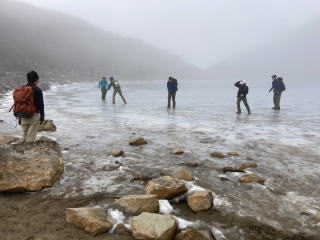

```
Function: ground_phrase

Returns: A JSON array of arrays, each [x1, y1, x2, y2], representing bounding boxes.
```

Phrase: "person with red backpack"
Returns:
[[13, 71, 45, 142]]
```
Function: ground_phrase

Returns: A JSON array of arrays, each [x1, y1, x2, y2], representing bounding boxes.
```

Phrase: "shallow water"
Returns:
[[1, 80, 319, 238]]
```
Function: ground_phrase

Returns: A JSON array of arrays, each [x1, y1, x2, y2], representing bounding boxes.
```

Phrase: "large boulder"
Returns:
[[171, 168, 193, 181], [239, 174, 265, 185], [129, 137, 148, 146], [115, 194, 159, 215], [146, 176, 188, 199], [175, 228, 216, 240], [234, 163, 257, 171], [38, 120, 57, 132], [65, 208, 113, 236], [0, 136, 19, 145], [131, 212, 176, 240], [0, 140, 63, 192], [187, 191, 213, 212]]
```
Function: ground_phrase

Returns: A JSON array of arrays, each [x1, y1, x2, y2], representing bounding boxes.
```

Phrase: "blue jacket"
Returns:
[[269, 79, 282, 92], [98, 79, 109, 89], [167, 81, 177, 93]]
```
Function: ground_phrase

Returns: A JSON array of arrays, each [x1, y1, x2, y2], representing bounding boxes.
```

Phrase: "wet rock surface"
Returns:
[[227, 152, 240, 156], [187, 191, 213, 212], [171, 168, 193, 181], [146, 176, 188, 199], [65, 207, 113, 236], [175, 228, 215, 240], [210, 152, 225, 158], [239, 174, 265, 185], [235, 163, 258, 171], [0, 140, 64, 192], [110, 149, 125, 157], [131, 212, 176, 240], [171, 148, 184, 155], [0, 135, 19, 144], [38, 120, 57, 132], [129, 137, 148, 146], [115, 194, 159, 215], [114, 224, 131, 236]]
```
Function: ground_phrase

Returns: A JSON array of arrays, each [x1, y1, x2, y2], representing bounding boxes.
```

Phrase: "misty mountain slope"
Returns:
[[205, 20, 320, 84], [0, 0, 198, 81]]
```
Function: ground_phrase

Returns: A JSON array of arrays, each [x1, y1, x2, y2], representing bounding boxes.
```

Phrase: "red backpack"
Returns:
[[12, 86, 37, 118]]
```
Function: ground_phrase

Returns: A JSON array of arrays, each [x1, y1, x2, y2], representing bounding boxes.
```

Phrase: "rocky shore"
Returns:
[[0, 134, 319, 240]]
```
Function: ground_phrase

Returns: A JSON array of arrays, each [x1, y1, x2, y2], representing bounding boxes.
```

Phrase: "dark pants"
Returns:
[[101, 88, 107, 100], [168, 92, 176, 108], [112, 88, 126, 104], [237, 97, 251, 113], [273, 91, 281, 110]]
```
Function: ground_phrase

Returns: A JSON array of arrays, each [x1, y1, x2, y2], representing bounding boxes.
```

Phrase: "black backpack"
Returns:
[[279, 80, 286, 92]]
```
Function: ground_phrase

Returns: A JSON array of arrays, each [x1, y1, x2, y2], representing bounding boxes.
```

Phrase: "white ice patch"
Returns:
[[107, 209, 128, 233], [82, 175, 114, 196], [213, 193, 232, 208], [173, 216, 194, 230], [173, 182, 207, 203], [211, 227, 226, 240], [159, 200, 174, 215]]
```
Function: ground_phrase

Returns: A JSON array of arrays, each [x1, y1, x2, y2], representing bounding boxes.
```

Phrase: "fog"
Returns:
[[0, 0, 320, 89], [19, 0, 320, 68]]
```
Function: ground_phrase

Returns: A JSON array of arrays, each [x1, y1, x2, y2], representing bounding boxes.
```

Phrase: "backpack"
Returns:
[[279, 80, 286, 92], [114, 80, 120, 88], [12, 86, 37, 118]]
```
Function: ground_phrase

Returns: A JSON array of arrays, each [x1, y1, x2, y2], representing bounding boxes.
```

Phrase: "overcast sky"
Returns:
[[19, 0, 320, 68]]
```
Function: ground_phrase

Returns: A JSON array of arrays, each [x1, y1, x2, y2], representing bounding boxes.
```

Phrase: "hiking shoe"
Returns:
[[236, 112, 241, 114]]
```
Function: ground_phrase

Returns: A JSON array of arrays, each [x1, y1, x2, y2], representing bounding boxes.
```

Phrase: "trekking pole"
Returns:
[[9, 104, 14, 112]]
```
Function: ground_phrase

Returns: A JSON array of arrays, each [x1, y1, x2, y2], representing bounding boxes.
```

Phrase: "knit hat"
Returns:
[[240, 80, 246, 85]]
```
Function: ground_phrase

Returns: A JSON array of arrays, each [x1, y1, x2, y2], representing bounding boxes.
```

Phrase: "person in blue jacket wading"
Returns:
[[269, 75, 286, 110], [98, 76, 109, 100], [167, 76, 178, 108]]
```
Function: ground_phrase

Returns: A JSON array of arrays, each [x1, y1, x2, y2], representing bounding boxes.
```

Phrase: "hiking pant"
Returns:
[[168, 92, 176, 108], [237, 97, 251, 113], [112, 88, 126, 104], [21, 113, 40, 143], [101, 88, 107, 100], [273, 91, 281, 110]]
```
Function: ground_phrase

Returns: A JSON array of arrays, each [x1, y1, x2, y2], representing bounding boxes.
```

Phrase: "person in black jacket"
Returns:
[[234, 80, 251, 114], [20, 71, 45, 142], [167, 76, 178, 108]]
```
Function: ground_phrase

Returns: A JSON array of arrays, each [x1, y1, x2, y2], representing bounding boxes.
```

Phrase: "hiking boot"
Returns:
[[236, 112, 241, 114]]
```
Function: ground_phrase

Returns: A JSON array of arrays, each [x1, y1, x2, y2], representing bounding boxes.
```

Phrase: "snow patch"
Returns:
[[159, 200, 174, 215], [211, 227, 226, 239]]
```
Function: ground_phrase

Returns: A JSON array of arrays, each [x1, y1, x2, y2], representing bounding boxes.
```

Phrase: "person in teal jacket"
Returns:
[[98, 76, 109, 100]]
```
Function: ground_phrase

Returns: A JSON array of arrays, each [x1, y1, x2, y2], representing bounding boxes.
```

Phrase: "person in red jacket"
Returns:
[[20, 71, 45, 142]]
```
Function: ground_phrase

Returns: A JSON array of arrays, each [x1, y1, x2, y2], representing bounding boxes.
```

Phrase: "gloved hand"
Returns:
[[40, 115, 45, 125]]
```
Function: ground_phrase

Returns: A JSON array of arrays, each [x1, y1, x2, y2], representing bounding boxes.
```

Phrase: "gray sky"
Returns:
[[19, 0, 320, 68]]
